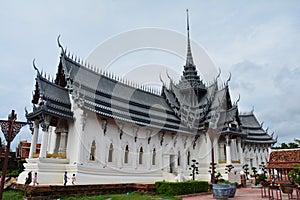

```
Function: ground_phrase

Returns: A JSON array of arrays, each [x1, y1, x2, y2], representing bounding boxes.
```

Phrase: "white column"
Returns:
[[219, 143, 225, 161], [77, 111, 87, 164], [237, 138, 243, 163], [116, 139, 122, 169], [39, 127, 50, 158], [39, 116, 51, 158], [226, 136, 232, 164], [230, 139, 238, 161], [29, 120, 39, 158], [58, 132, 67, 154], [53, 133, 60, 154]]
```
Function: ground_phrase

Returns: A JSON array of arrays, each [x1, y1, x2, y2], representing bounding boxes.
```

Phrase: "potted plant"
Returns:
[[225, 164, 236, 198], [212, 179, 230, 200], [209, 164, 230, 200]]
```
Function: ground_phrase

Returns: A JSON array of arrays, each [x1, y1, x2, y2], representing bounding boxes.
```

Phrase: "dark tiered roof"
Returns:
[[53, 52, 194, 134], [239, 112, 276, 144], [27, 73, 73, 125], [26, 45, 276, 145]]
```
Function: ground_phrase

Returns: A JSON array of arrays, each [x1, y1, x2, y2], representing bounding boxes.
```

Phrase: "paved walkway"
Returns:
[[182, 187, 296, 200]]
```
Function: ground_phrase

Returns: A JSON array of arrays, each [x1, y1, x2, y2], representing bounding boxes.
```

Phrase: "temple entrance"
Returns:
[[169, 155, 175, 173]]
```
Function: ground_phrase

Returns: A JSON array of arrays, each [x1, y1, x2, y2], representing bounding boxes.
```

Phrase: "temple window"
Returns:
[[89, 140, 96, 161], [108, 143, 113, 162], [152, 148, 156, 165], [187, 151, 191, 165], [124, 145, 129, 164], [178, 151, 181, 166], [139, 147, 143, 165]]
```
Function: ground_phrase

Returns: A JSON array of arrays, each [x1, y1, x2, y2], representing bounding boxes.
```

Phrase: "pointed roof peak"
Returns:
[[186, 9, 194, 66]]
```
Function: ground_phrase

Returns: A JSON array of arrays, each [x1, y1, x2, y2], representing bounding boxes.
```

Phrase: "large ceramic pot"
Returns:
[[228, 184, 236, 198], [212, 184, 230, 200]]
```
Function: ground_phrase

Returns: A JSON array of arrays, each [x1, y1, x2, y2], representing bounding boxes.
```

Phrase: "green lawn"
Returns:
[[62, 192, 180, 200], [3, 190, 23, 200], [3, 191, 180, 200]]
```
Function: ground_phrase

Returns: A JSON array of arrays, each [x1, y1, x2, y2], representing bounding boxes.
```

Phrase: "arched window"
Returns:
[[187, 151, 191, 165], [124, 145, 129, 164], [139, 147, 143, 165], [89, 140, 96, 161], [178, 151, 181, 166], [108, 143, 113, 162], [152, 148, 156, 165]]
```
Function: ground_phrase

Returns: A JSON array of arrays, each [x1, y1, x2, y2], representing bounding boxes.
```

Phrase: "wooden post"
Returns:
[[0, 110, 28, 199]]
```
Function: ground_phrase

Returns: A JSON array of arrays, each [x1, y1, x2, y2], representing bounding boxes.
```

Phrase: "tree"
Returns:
[[288, 164, 300, 185], [242, 164, 249, 180], [208, 162, 222, 183], [251, 167, 258, 185], [272, 138, 300, 149], [259, 162, 267, 177], [189, 159, 199, 180], [225, 164, 234, 174]]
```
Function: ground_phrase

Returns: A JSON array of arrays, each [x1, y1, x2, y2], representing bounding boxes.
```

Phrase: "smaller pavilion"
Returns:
[[266, 149, 300, 183]]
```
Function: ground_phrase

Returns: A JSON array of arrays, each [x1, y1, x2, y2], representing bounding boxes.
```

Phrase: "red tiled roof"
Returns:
[[266, 149, 300, 169]]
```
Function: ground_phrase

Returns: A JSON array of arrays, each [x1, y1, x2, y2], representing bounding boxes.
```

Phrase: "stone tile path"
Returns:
[[182, 187, 298, 200]]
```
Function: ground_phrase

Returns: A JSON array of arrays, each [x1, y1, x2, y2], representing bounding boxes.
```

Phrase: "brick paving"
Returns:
[[182, 187, 299, 200]]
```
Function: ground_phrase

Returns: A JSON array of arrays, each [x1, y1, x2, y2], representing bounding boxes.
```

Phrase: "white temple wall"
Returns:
[[24, 98, 276, 185], [66, 109, 186, 177]]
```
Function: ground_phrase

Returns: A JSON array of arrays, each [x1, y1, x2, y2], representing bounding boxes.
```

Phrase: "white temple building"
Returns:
[[18, 12, 276, 185]]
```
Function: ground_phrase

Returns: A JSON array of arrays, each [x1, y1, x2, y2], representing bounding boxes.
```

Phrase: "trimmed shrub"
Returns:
[[155, 180, 209, 195]]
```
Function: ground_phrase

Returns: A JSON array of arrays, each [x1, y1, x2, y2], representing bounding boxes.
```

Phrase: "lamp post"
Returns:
[[0, 110, 29, 199], [208, 128, 217, 184]]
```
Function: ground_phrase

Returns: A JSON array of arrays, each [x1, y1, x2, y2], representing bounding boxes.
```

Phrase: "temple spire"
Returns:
[[186, 9, 194, 66], [178, 9, 207, 100]]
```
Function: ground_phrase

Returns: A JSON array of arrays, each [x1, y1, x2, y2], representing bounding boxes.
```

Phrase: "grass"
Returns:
[[2, 191, 180, 200], [61, 192, 180, 200], [2, 190, 23, 200]]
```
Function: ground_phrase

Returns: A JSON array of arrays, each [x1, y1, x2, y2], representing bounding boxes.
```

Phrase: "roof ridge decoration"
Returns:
[[225, 72, 231, 86], [234, 94, 240, 106], [57, 35, 65, 53], [33, 60, 54, 84], [57, 36, 161, 96], [65, 53, 161, 96], [32, 59, 41, 76]]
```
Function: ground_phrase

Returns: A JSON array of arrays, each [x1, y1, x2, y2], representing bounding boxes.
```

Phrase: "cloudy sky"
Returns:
[[1, 1, 299, 150]]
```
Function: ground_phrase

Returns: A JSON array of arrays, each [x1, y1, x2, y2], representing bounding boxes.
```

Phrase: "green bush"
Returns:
[[6, 170, 21, 177], [256, 174, 267, 185], [0, 170, 21, 177], [155, 180, 209, 196]]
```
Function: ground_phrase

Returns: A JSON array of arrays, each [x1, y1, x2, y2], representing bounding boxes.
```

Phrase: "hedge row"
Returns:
[[155, 181, 209, 195]]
